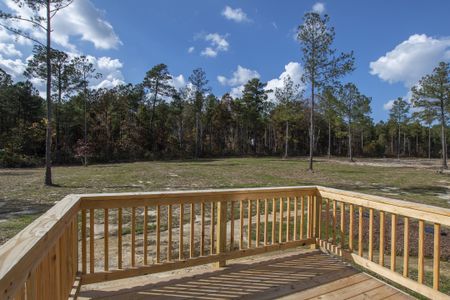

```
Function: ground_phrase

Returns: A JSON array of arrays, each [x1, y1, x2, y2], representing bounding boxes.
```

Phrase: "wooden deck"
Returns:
[[78, 250, 413, 300]]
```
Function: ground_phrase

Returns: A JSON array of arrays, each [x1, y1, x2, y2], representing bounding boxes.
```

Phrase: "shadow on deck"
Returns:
[[78, 250, 412, 300]]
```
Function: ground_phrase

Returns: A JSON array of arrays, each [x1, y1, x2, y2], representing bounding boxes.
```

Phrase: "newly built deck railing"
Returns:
[[0, 186, 449, 299]]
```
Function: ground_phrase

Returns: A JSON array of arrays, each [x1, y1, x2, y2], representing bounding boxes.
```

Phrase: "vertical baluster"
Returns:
[[168, 205, 172, 261], [230, 201, 235, 251], [369, 208, 374, 261], [210, 202, 215, 254], [81, 209, 87, 274], [104, 208, 109, 271], [89, 208, 94, 274], [391, 214, 397, 271], [294, 197, 298, 241], [118, 208, 122, 269], [418, 220, 424, 284], [358, 206, 363, 257], [300, 196, 304, 239], [307, 196, 311, 238], [143, 206, 148, 265], [272, 198, 277, 244], [340, 202, 345, 248], [433, 223, 441, 290], [264, 199, 269, 245], [131, 207, 136, 267], [190, 203, 195, 258], [156, 205, 160, 263], [256, 199, 260, 247], [325, 199, 330, 242], [349, 204, 354, 251], [240, 200, 244, 249], [379, 211, 385, 266], [248, 199, 252, 248], [332, 200, 337, 243], [318, 196, 322, 240], [201, 202, 205, 255], [286, 197, 291, 242], [180, 203, 184, 259], [279, 198, 284, 243], [403, 217, 409, 277]]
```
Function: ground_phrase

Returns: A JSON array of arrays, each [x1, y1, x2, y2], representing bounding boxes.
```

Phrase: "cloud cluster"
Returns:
[[265, 62, 304, 100], [370, 34, 450, 87], [217, 65, 260, 98], [222, 6, 250, 23], [312, 2, 325, 14], [200, 33, 230, 58]]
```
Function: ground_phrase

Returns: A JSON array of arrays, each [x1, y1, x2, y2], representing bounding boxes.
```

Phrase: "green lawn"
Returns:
[[0, 157, 449, 243]]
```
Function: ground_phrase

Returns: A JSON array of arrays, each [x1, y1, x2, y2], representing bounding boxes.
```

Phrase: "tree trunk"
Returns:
[[308, 82, 314, 171], [440, 100, 448, 169], [44, 0, 52, 185], [397, 126, 401, 160], [428, 125, 431, 159], [284, 120, 289, 158], [83, 86, 88, 166], [327, 119, 331, 159], [348, 117, 353, 162], [195, 112, 199, 159]]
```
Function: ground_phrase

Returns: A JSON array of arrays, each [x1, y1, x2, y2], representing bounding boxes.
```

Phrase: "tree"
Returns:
[[0, 0, 74, 185], [413, 102, 436, 159], [337, 83, 371, 162], [297, 12, 354, 171], [389, 97, 410, 159], [188, 68, 209, 158], [412, 62, 450, 169], [143, 64, 174, 147], [319, 87, 339, 158], [71, 55, 101, 166], [24, 45, 75, 163], [274, 75, 302, 158]]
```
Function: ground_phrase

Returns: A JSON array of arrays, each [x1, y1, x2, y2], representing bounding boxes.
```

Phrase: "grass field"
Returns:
[[0, 157, 449, 244]]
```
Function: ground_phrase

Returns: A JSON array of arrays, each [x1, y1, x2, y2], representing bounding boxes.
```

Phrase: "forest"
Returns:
[[0, 10, 449, 174]]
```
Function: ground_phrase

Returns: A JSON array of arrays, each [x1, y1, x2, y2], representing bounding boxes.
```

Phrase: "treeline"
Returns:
[[0, 61, 449, 167]]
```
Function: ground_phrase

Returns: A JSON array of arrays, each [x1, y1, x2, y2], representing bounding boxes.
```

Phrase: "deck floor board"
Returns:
[[79, 250, 413, 299]]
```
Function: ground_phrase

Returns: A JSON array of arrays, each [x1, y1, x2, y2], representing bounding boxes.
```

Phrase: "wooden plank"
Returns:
[[104, 208, 109, 271], [358, 206, 363, 257], [264, 199, 268, 245], [81, 209, 87, 274], [300, 196, 304, 239], [433, 223, 440, 290], [131, 207, 136, 267], [200, 202, 205, 256], [168, 205, 172, 261], [332, 200, 337, 243], [379, 211, 385, 266], [349, 204, 354, 251], [230, 201, 235, 251], [190, 203, 195, 259], [418, 220, 424, 284], [210, 202, 215, 255], [256, 199, 260, 247], [286, 197, 291, 242], [403, 216, 409, 277], [391, 214, 397, 271], [369, 208, 374, 261], [215, 201, 227, 267], [156, 205, 160, 263], [325, 199, 330, 241], [272, 198, 277, 244], [117, 208, 122, 269], [240, 200, 244, 249], [317, 195, 322, 239], [279, 198, 284, 243], [143, 206, 148, 265], [248, 200, 252, 248], [89, 208, 95, 274], [294, 197, 298, 241], [340, 202, 345, 248], [179, 203, 184, 260], [81, 237, 315, 284]]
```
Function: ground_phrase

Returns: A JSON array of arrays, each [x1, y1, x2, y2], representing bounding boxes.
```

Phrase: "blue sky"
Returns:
[[1, 0, 450, 121]]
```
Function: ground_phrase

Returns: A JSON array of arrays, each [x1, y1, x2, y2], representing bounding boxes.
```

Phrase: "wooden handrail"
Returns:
[[0, 186, 449, 299]]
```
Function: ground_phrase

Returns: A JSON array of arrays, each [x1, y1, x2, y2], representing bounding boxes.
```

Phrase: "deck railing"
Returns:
[[0, 186, 449, 299]]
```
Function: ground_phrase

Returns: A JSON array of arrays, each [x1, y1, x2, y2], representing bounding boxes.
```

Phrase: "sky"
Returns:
[[0, 0, 449, 121]]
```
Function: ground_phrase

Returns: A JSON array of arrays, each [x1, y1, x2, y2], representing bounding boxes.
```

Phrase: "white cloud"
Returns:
[[170, 74, 186, 90], [200, 33, 229, 58], [217, 65, 260, 98], [188, 46, 195, 53], [89, 56, 125, 89], [312, 2, 325, 14], [222, 6, 250, 23], [0, 43, 22, 57], [383, 99, 395, 111], [0, 55, 26, 79], [370, 34, 450, 87], [265, 62, 305, 100], [3, 0, 121, 51]]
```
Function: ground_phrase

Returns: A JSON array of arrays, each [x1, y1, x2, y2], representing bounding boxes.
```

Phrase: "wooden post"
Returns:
[[214, 200, 227, 268], [311, 194, 321, 249], [433, 223, 440, 290], [403, 217, 409, 277], [418, 220, 425, 284], [379, 211, 385, 266]]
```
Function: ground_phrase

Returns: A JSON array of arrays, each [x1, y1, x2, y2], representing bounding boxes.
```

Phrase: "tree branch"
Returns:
[[50, 0, 74, 19], [0, 23, 45, 47], [6, 15, 47, 31]]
